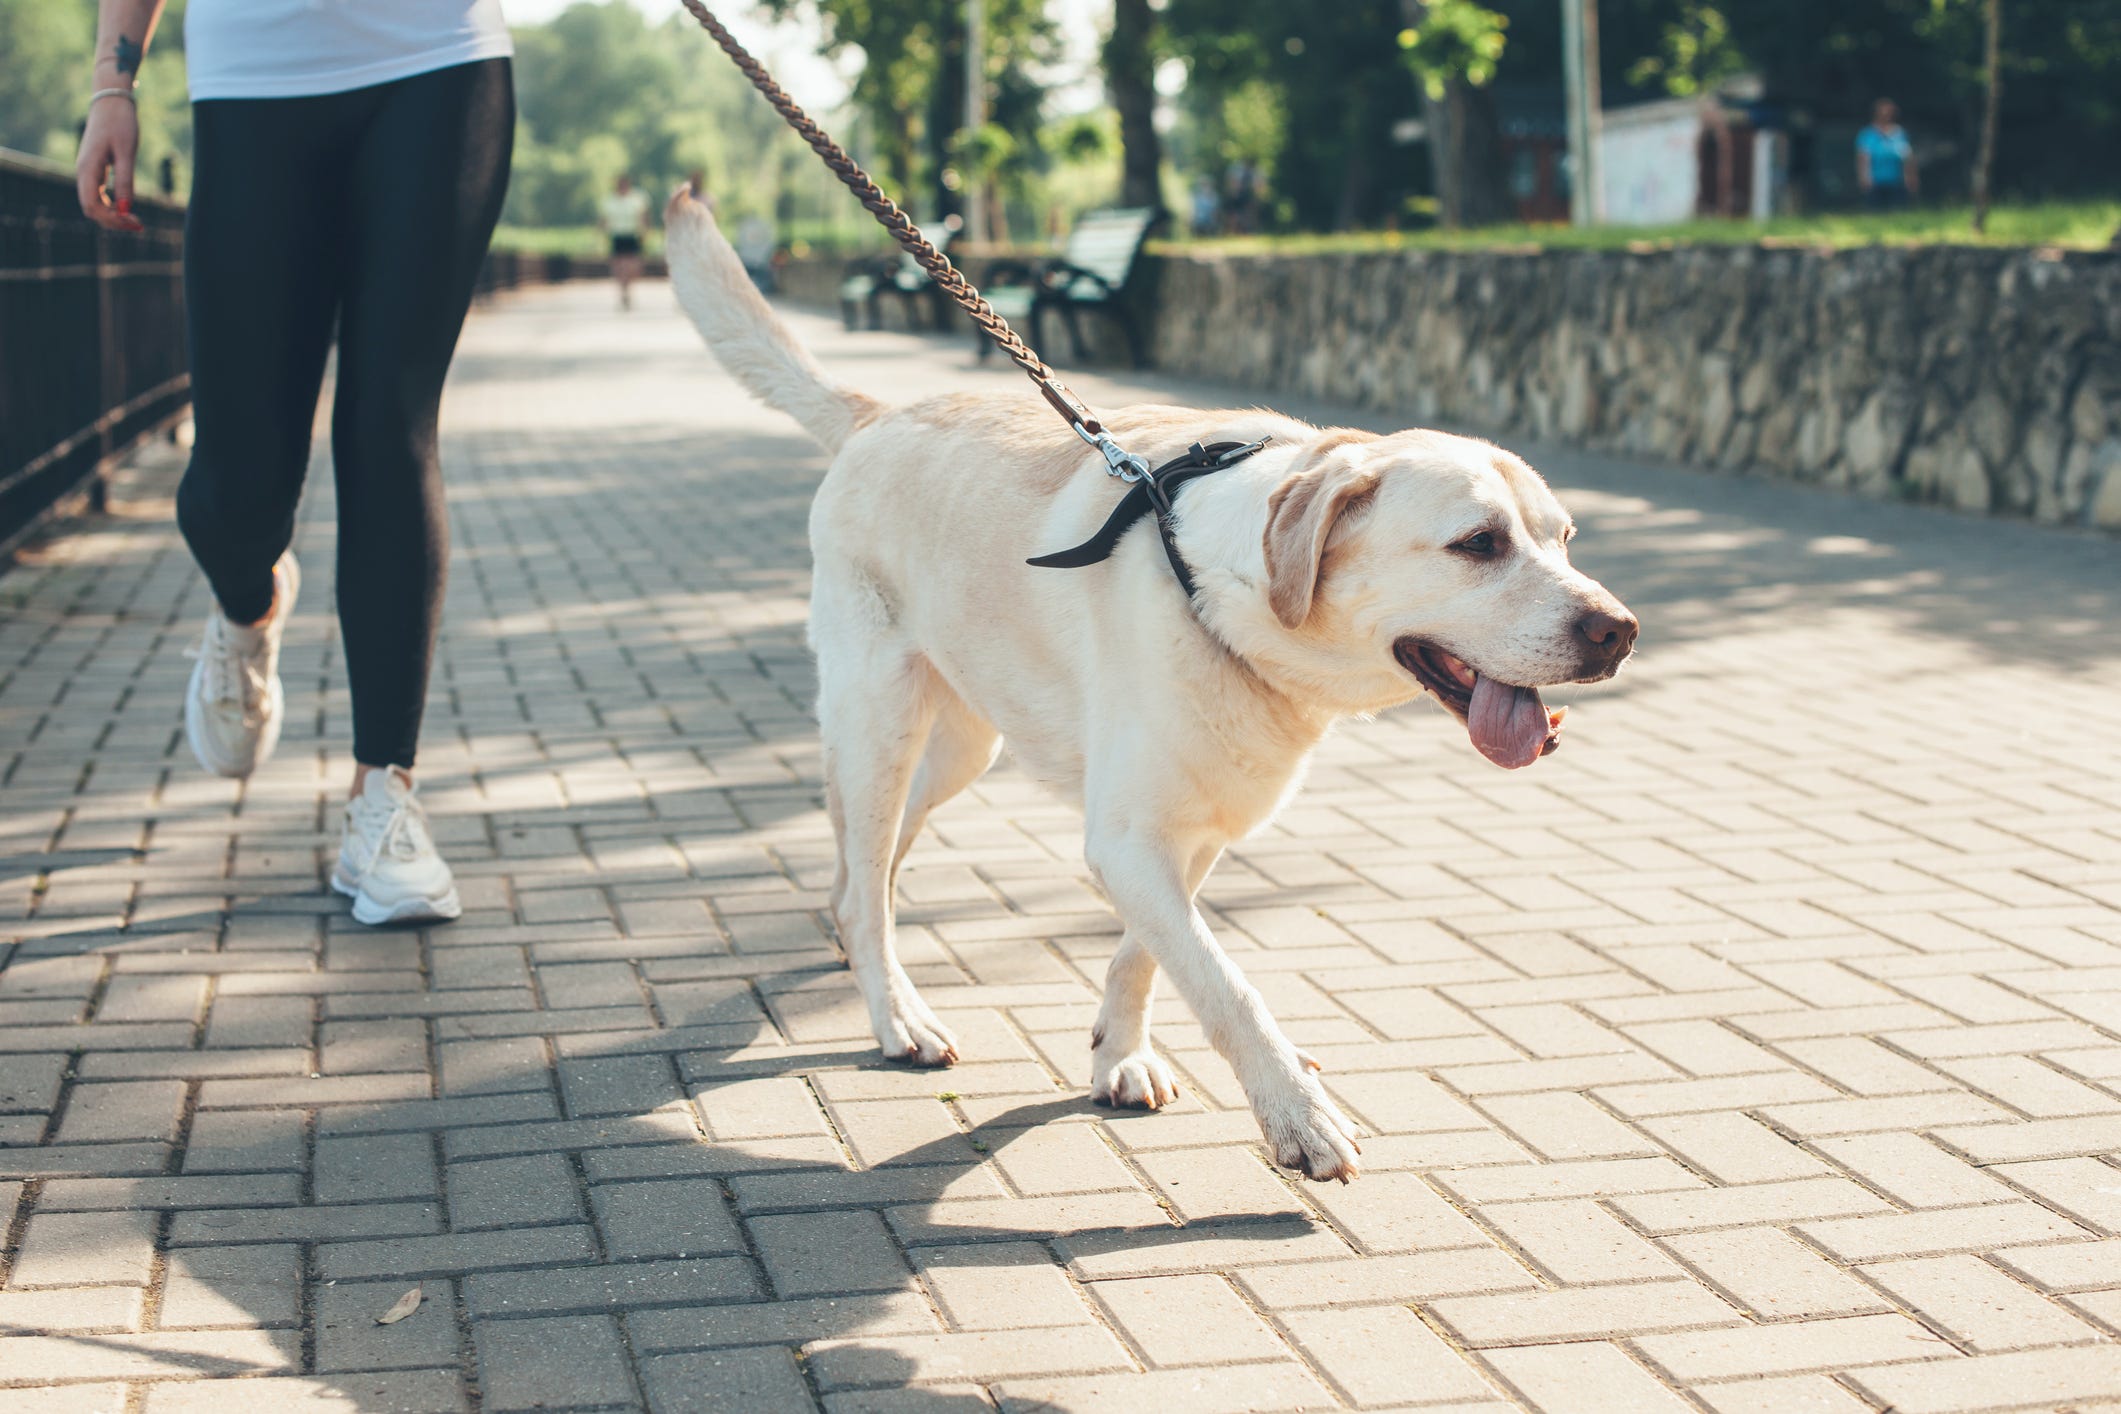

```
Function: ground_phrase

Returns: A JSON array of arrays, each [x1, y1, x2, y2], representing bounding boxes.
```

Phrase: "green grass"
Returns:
[[492, 200, 2118, 265], [1158, 201, 2121, 256]]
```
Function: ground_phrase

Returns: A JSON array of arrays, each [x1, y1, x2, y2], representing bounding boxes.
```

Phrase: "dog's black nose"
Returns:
[[1575, 605, 1638, 666]]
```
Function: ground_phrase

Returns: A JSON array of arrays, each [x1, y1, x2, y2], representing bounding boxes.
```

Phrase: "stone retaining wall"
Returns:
[[778, 243, 2121, 529]]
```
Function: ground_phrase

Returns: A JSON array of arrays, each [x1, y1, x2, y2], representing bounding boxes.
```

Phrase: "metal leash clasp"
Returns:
[[1074, 421, 1153, 482]]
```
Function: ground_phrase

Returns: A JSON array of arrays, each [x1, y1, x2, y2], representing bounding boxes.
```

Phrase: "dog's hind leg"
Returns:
[[819, 637, 960, 1067], [890, 700, 1001, 881]]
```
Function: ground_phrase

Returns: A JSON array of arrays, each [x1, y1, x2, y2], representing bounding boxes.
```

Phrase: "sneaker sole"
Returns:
[[349, 885, 462, 927]]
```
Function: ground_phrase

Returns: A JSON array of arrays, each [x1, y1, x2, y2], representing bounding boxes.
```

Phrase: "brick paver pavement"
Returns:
[[4, 280, 2121, 1413]]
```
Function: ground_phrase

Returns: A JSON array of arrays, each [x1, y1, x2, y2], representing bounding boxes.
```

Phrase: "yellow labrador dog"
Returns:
[[665, 189, 1636, 1181]]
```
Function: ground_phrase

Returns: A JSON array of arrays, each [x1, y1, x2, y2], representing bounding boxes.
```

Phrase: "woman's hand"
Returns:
[[77, 96, 145, 233]]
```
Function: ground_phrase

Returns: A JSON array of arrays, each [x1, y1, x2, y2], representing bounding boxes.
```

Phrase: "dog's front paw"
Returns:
[[877, 996, 959, 1068], [1258, 1075, 1362, 1182], [1092, 1047, 1180, 1110]]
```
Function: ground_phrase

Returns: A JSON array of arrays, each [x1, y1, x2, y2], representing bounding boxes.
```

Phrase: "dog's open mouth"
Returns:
[[1393, 638, 1566, 770]]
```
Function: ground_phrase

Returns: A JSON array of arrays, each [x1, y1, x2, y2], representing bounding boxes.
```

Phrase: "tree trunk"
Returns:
[[1107, 0, 1164, 214], [1425, 78, 1510, 228], [1971, 0, 2002, 234], [1455, 80, 1510, 226], [928, 4, 967, 222]]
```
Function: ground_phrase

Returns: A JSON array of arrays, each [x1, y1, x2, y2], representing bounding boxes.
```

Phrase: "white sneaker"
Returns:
[[185, 553, 299, 778], [332, 768, 463, 926]]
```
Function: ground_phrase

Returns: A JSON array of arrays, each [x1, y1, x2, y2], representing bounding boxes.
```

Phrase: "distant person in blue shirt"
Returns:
[[1857, 99, 1918, 210]]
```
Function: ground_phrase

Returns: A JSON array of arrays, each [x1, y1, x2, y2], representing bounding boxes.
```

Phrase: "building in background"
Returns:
[[1598, 80, 1789, 225]]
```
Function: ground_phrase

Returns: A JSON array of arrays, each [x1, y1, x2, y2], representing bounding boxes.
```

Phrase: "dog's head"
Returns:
[[1243, 428, 1636, 768]]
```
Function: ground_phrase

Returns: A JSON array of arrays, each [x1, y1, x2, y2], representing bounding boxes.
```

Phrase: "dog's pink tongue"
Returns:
[[1467, 675, 1552, 769]]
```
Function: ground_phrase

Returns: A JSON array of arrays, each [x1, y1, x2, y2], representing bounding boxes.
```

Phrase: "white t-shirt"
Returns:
[[599, 189, 651, 232], [186, 0, 513, 101]]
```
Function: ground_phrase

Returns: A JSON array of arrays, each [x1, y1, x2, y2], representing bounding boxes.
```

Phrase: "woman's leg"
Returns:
[[175, 97, 350, 625], [330, 58, 514, 772]]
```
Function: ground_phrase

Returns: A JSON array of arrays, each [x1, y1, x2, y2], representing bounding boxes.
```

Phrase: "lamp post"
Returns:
[[964, 0, 988, 244], [1561, 0, 1603, 226]]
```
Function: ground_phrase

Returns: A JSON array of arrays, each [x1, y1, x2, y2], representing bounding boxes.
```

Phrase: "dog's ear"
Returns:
[[1263, 446, 1381, 629]]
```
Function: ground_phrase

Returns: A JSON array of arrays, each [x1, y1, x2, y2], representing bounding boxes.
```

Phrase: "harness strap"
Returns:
[[1028, 439, 1270, 599]]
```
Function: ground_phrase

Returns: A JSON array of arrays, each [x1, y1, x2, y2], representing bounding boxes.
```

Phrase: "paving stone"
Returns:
[[317, 1225, 596, 1281], [0, 1328, 300, 1381], [638, 1347, 817, 1414], [140, 1371, 468, 1413], [805, 1325, 1135, 1389], [314, 1130, 441, 1204], [1234, 1247, 1541, 1309], [1633, 1314, 1956, 1381], [1429, 1280, 1745, 1346], [913, 1242, 1100, 1331], [474, 1313, 639, 1411], [996, 1365, 1344, 1413], [160, 1244, 301, 1329], [1847, 1345, 2121, 1414], [1281, 1304, 1499, 1405], [51, 1080, 186, 1142], [1480, 1198, 1684, 1283], [749, 1209, 910, 1296], [591, 1179, 749, 1260], [447, 1152, 585, 1229], [1089, 1272, 1289, 1366], [1484, 1340, 1694, 1413], [1860, 1253, 2105, 1352], [316, 1278, 461, 1370], [1662, 1227, 1889, 1319], [10, 1209, 156, 1286], [628, 1292, 940, 1353], [470, 1258, 762, 1316], [1795, 1202, 2089, 1263], [0, 1285, 144, 1332]]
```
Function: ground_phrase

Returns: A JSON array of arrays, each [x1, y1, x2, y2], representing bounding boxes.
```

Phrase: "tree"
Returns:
[[1164, 0, 1432, 231], [1970, 0, 2001, 232], [757, 0, 1055, 223], [1398, 0, 1512, 227], [1105, 0, 1164, 214]]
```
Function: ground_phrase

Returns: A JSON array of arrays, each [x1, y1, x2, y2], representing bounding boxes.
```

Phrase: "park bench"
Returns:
[[838, 221, 958, 331], [979, 206, 1160, 368]]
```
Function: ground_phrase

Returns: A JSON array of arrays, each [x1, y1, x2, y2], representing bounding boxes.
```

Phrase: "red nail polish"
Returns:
[[116, 197, 132, 214]]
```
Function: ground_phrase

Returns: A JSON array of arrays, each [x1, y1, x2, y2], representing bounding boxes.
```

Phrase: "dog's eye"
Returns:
[[1453, 530, 1499, 557]]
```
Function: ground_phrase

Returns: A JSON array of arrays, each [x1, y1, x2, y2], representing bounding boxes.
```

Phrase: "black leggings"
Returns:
[[176, 59, 513, 769]]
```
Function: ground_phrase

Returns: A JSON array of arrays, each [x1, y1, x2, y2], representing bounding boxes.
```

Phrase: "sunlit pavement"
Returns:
[[3, 279, 2120, 1412]]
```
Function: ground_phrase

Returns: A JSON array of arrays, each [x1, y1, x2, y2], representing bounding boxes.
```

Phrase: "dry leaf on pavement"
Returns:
[[375, 1286, 423, 1325]]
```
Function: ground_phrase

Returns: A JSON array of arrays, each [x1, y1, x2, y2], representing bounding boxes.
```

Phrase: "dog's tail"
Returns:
[[663, 187, 877, 452]]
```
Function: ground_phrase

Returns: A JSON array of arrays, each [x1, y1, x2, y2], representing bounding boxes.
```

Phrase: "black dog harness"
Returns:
[[1028, 438, 1271, 599]]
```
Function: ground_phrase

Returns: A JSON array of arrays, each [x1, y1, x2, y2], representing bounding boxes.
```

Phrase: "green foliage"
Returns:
[[1624, 1, 1750, 96], [1397, 0, 1510, 100], [507, 3, 877, 240], [1, 0, 193, 191], [756, 0, 1055, 218], [1164, 0, 1429, 231], [0, 0, 93, 159]]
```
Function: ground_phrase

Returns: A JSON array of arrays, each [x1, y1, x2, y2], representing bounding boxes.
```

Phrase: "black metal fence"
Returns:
[[0, 147, 188, 551]]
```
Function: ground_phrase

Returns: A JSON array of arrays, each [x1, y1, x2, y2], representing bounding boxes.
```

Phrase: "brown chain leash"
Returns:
[[678, 0, 1148, 476]]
